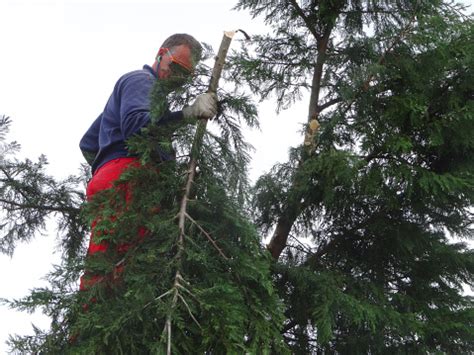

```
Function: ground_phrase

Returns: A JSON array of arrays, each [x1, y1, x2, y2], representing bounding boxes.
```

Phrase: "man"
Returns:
[[79, 33, 217, 290]]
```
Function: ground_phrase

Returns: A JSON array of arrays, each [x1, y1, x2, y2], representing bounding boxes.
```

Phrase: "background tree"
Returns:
[[0, 115, 86, 259], [228, 0, 474, 352]]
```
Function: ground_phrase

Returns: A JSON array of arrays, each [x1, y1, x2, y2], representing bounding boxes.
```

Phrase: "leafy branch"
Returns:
[[267, 3, 422, 259], [162, 31, 237, 354]]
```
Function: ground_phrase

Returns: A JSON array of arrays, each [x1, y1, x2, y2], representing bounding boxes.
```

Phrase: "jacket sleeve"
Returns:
[[118, 73, 183, 140]]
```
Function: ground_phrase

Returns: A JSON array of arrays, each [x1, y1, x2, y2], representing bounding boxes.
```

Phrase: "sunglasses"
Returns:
[[161, 47, 194, 75]]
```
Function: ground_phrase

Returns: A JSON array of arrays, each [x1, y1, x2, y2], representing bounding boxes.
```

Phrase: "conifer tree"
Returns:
[[1, 1, 473, 353], [1, 40, 287, 353], [227, 0, 474, 352], [0, 115, 86, 259]]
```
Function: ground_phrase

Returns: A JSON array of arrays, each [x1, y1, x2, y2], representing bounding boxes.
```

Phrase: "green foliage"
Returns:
[[1, 48, 286, 352], [1, 1, 473, 353], [63, 161, 286, 353], [230, 0, 474, 353], [0, 115, 87, 259]]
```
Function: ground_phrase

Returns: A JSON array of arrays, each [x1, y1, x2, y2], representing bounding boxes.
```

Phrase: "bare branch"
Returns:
[[319, 97, 342, 112], [177, 292, 201, 329], [185, 212, 229, 260]]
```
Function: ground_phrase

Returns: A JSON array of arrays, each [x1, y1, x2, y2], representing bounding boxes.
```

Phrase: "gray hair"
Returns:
[[160, 33, 203, 63]]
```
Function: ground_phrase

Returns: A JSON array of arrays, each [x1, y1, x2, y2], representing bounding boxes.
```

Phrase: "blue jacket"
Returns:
[[80, 65, 183, 174]]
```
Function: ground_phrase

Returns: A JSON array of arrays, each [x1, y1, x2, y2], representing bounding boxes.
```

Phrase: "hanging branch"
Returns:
[[164, 30, 240, 355]]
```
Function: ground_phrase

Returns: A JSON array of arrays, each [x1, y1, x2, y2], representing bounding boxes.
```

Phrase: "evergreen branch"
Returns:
[[0, 198, 78, 214], [442, 2, 471, 20], [318, 97, 342, 112], [165, 32, 237, 354], [306, 238, 337, 266], [257, 59, 308, 67], [288, 234, 314, 255], [267, 5, 420, 260], [287, 0, 320, 41], [335, 10, 419, 120], [0, 166, 36, 205], [176, 283, 198, 301], [155, 289, 174, 303], [142, 289, 174, 311], [185, 212, 229, 260], [340, 10, 397, 15], [176, 292, 201, 329], [281, 320, 297, 334], [361, 152, 421, 168]]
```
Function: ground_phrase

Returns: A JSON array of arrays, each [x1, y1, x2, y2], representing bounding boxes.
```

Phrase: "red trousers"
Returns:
[[80, 157, 141, 291]]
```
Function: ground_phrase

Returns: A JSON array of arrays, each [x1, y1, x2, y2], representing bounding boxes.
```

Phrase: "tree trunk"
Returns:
[[266, 26, 332, 259]]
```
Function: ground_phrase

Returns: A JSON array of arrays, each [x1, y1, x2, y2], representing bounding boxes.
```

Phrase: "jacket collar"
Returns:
[[143, 64, 157, 79]]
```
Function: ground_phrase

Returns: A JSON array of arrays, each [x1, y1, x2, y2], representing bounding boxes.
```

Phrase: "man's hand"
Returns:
[[182, 93, 218, 120]]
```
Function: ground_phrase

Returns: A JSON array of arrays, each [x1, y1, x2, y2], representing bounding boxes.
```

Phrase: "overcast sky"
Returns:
[[0, 0, 472, 352]]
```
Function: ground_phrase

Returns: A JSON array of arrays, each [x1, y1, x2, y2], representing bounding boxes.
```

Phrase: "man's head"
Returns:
[[153, 33, 202, 84]]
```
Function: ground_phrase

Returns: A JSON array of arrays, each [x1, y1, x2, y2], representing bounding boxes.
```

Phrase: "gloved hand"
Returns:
[[182, 93, 218, 120]]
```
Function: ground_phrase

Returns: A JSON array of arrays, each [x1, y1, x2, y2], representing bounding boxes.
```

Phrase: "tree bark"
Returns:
[[267, 26, 332, 260]]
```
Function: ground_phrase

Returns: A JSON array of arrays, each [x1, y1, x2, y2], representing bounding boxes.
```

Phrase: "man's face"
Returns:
[[156, 44, 194, 86]]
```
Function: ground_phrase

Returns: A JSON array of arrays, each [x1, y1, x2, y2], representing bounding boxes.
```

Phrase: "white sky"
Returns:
[[0, 0, 472, 352]]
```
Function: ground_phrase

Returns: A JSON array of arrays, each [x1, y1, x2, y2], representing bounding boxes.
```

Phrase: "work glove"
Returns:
[[182, 93, 218, 120]]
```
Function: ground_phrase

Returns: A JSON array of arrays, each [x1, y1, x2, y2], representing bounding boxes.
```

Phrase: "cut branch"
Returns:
[[165, 31, 237, 355]]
